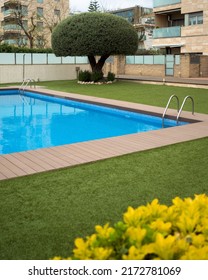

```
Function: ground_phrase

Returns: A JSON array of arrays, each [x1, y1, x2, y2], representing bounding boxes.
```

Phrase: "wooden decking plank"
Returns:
[[0, 157, 27, 176], [10, 153, 46, 172], [60, 145, 103, 162], [2, 154, 36, 174], [0, 172, 7, 180], [0, 161, 17, 178], [33, 148, 74, 167], [27, 150, 67, 168], [46, 147, 85, 164]]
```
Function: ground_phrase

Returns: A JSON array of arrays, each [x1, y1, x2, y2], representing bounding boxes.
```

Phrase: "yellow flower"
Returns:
[[189, 234, 206, 247], [123, 243, 155, 260], [150, 219, 172, 235], [176, 212, 200, 235], [146, 199, 168, 220], [122, 246, 145, 260], [73, 238, 92, 260], [196, 218, 208, 236], [123, 206, 147, 226], [180, 245, 208, 260], [52, 256, 62, 260], [95, 223, 115, 239], [152, 233, 177, 259], [125, 226, 146, 245], [92, 247, 113, 260]]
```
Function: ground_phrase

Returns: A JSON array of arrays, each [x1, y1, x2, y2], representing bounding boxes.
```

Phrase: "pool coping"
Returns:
[[0, 87, 208, 181]]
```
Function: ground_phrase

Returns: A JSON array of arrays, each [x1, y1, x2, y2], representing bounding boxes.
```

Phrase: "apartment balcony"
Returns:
[[153, 26, 181, 38], [3, 0, 21, 5], [3, 24, 21, 32], [153, 0, 181, 8], [3, 9, 17, 17]]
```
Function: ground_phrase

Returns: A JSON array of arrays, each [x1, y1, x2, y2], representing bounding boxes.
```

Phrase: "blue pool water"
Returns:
[[0, 90, 188, 155]]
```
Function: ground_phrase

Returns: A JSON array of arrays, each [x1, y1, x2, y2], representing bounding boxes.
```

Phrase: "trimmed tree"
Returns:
[[51, 12, 138, 74]]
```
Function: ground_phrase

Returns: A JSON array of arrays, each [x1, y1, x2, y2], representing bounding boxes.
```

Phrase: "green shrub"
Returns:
[[54, 194, 208, 260], [107, 71, 115, 82], [0, 43, 53, 53], [91, 71, 103, 82], [78, 70, 91, 82]]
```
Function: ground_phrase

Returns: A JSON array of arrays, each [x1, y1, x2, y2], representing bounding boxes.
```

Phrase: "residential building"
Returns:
[[0, 0, 69, 48], [152, 0, 208, 55], [110, 6, 155, 50]]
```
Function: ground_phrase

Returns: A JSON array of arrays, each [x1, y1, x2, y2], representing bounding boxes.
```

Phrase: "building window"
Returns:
[[37, 7, 43, 17], [54, 9, 60, 16], [37, 21, 43, 31], [188, 12, 203, 25], [21, 5, 28, 16], [23, 20, 28, 30]]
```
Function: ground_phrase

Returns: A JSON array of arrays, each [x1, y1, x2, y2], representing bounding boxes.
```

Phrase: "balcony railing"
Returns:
[[3, 0, 19, 4], [153, 0, 181, 8], [3, 9, 20, 17], [3, 24, 21, 31], [153, 26, 181, 38]]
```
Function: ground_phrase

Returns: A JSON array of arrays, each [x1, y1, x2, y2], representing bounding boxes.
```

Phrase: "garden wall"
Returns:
[[0, 53, 90, 83], [0, 64, 90, 83]]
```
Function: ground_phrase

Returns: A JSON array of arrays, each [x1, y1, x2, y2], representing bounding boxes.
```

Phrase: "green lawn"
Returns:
[[0, 80, 208, 260], [38, 80, 208, 114]]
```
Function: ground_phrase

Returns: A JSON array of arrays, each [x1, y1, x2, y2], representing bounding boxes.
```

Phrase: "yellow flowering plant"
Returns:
[[55, 194, 208, 260]]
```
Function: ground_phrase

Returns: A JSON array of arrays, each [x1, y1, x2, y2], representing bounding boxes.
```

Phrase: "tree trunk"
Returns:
[[88, 54, 110, 73], [29, 37, 33, 49]]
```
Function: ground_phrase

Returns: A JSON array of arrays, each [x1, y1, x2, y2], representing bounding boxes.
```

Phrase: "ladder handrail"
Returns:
[[177, 95, 194, 124], [19, 78, 36, 95], [19, 79, 30, 94], [162, 94, 180, 127], [29, 79, 36, 88]]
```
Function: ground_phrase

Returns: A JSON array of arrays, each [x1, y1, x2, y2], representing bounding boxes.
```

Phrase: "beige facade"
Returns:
[[0, 0, 69, 48], [153, 0, 208, 55], [103, 54, 208, 78]]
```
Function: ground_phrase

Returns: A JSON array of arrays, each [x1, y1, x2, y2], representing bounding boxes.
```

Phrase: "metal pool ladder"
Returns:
[[176, 95, 194, 124], [19, 78, 36, 95], [162, 95, 179, 128], [162, 95, 194, 127], [19, 79, 36, 104]]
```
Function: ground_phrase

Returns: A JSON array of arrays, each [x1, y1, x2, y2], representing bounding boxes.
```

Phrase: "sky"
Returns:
[[70, 0, 153, 13]]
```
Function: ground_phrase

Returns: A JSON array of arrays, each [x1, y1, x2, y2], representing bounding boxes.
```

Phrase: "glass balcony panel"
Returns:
[[126, 56, 135, 64], [153, 0, 181, 8], [153, 26, 181, 38], [175, 55, 180, 65], [3, 24, 21, 31], [3, 9, 16, 16]]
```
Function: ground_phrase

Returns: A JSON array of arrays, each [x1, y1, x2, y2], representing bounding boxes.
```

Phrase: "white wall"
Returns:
[[0, 64, 90, 83]]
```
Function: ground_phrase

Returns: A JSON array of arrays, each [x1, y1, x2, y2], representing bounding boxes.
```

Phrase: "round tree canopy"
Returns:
[[52, 12, 138, 57]]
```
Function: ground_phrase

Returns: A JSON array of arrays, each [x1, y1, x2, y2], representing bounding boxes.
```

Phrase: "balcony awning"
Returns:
[[152, 43, 184, 48]]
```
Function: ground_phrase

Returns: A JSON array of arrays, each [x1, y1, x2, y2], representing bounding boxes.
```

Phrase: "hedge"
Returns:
[[0, 43, 53, 53]]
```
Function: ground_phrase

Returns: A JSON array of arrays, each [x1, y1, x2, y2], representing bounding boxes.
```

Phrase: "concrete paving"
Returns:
[[117, 74, 208, 88]]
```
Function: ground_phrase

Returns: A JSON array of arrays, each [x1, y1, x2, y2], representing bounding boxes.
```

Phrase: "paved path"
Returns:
[[0, 88, 208, 181], [117, 74, 208, 88]]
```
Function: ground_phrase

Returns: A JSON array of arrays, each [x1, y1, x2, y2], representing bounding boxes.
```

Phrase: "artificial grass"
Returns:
[[38, 80, 208, 114], [0, 137, 208, 260]]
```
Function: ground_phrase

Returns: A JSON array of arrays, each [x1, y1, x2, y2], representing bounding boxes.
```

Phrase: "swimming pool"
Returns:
[[0, 89, 188, 155]]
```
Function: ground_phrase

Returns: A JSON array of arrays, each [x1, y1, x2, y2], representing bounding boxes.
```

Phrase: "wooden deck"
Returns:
[[0, 88, 208, 181]]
